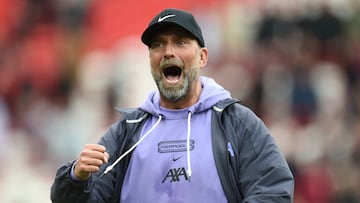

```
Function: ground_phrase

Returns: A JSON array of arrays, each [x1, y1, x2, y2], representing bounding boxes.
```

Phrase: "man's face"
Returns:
[[149, 26, 207, 102]]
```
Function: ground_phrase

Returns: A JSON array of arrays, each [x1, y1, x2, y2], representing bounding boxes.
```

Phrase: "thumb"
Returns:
[[104, 152, 110, 163]]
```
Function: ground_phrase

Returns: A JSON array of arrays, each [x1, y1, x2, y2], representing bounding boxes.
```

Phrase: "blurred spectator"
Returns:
[[0, 98, 9, 165]]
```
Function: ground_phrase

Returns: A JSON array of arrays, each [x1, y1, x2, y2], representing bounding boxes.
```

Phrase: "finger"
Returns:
[[87, 150, 108, 164], [80, 149, 105, 161], [86, 144, 109, 163], [85, 144, 106, 153], [80, 156, 105, 167]]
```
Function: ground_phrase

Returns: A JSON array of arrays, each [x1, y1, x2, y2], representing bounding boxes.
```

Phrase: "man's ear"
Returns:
[[199, 47, 208, 68]]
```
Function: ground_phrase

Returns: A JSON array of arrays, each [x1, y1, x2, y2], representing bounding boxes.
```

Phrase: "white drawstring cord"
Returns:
[[186, 111, 192, 180], [102, 115, 163, 176]]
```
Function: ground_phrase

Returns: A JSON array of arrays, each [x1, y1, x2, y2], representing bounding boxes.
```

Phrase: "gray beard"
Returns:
[[152, 67, 199, 102]]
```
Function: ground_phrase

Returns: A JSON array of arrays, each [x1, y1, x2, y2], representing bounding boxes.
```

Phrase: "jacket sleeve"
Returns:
[[229, 105, 294, 202], [50, 121, 123, 203]]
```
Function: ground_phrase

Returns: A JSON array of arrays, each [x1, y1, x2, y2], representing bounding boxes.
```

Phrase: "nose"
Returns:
[[163, 44, 175, 59]]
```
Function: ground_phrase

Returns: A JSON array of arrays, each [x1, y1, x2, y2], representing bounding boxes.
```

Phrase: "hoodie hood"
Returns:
[[140, 76, 231, 117]]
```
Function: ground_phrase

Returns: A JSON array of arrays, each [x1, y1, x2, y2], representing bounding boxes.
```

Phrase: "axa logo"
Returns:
[[162, 167, 189, 183]]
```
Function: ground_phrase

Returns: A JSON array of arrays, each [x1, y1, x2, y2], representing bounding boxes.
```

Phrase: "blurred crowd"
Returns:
[[0, 0, 360, 202]]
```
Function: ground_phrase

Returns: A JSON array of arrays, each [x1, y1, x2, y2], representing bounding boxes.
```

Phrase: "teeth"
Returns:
[[166, 75, 180, 82], [166, 78, 179, 84]]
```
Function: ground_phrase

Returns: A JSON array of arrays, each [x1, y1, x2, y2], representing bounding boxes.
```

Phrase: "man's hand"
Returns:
[[74, 144, 110, 180]]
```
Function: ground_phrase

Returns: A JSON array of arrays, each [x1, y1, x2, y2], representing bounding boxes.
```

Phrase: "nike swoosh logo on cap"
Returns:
[[158, 14, 176, 22]]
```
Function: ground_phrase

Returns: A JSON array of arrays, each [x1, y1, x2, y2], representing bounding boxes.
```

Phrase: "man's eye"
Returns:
[[150, 42, 163, 49], [176, 40, 186, 46]]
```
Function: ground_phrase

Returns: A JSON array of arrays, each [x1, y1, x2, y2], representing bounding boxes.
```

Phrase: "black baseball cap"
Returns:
[[141, 8, 205, 47]]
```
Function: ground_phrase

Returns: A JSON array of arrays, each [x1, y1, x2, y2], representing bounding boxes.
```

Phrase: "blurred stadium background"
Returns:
[[0, 0, 360, 202]]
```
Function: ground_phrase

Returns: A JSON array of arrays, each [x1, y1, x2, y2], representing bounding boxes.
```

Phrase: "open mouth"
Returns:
[[163, 66, 182, 83]]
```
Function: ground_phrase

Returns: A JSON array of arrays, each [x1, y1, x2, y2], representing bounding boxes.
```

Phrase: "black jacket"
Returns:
[[51, 99, 294, 202]]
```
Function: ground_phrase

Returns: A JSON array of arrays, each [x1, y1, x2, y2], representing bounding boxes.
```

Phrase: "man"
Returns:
[[51, 8, 294, 202]]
